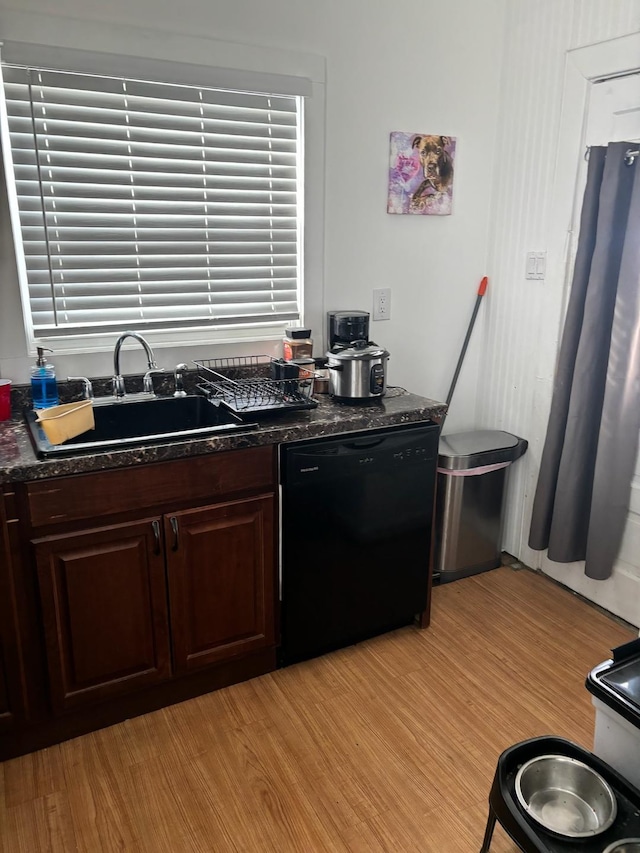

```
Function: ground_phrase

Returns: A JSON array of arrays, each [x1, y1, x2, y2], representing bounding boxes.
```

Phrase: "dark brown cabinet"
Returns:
[[0, 650, 12, 729], [33, 519, 172, 713], [0, 446, 278, 758], [167, 496, 275, 674], [0, 486, 29, 731], [32, 497, 276, 713]]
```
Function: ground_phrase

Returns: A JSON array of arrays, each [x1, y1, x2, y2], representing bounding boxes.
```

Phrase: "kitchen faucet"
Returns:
[[112, 331, 162, 398]]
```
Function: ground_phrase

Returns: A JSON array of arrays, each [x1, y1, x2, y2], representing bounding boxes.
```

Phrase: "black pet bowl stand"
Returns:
[[481, 736, 640, 853]]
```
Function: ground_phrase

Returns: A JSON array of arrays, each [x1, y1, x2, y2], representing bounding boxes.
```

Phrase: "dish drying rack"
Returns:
[[194, 356, 318, 415]]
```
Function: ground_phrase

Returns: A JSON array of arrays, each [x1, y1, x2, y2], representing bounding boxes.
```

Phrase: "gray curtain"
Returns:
[[529, 141, 640, 580]]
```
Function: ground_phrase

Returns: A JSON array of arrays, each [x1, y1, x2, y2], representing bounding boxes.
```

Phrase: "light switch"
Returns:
[[526, 251, 546, 280], [535, 252, 546, 279]]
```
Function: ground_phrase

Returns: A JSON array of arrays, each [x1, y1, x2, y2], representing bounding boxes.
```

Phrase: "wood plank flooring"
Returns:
[[1, 567, 634, 852]]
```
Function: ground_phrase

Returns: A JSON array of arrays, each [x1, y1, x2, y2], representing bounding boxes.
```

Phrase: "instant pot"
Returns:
[[327, 339, 390, 401]]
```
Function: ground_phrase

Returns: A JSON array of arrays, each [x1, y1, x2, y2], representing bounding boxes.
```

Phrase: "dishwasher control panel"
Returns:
[[281, 422, 439, 486]]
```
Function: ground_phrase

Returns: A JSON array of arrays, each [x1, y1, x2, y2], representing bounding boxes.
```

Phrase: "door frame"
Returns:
[[524, 32, 640, 626], [554, 33, 640, 324]]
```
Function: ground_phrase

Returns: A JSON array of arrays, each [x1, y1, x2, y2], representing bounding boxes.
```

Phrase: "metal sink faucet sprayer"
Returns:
[[112, 331, 160, 398], [174, 363, 188, 397]]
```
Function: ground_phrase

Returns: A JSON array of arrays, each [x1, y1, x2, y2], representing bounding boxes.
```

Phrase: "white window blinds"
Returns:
[[1, 64, 302, 337]]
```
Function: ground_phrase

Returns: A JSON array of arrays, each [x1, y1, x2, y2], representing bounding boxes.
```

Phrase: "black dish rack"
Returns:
[[194, 355, 318, 415]]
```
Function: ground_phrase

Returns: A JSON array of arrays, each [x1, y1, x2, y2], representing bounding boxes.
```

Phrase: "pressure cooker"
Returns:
[[327, 340, 390, 401]]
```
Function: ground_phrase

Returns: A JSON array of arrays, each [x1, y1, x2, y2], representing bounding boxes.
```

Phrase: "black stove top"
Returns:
[[601, 656, 640, 709], [586, 639, 640, 727]]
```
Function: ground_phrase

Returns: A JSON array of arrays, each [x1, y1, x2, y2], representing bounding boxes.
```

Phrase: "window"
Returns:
[[0, 63, 303, 343]]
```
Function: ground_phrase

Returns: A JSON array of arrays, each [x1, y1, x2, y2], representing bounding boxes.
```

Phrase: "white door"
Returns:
[[587, 74, 640, 146], [539, 72, 640, 626]]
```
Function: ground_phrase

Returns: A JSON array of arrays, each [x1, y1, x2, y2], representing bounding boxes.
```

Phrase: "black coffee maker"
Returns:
[[327, 311, 370, 351]]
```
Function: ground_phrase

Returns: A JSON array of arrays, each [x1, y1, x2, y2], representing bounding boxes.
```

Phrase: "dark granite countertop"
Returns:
[[0, 388, 446, 483]]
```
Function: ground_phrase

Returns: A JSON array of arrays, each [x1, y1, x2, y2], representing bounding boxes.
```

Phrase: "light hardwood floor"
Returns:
[[1, 567, 634, 853]]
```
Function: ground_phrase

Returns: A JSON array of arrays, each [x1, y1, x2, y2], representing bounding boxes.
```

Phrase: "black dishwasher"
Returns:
[[280, 422, 439, 665]]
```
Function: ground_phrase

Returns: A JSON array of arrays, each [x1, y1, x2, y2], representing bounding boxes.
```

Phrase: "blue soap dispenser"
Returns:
[[31, 347, 59, 409]]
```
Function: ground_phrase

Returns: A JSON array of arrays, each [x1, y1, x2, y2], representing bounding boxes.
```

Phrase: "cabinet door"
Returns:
[[33, 518, 171, 713], [0, 650, 12, 729], [166, 495, 275, 674], [0, 488, 27, 730]]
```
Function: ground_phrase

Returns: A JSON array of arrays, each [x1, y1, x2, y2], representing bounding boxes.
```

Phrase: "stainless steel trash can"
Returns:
[[434, 430, 527, 583]]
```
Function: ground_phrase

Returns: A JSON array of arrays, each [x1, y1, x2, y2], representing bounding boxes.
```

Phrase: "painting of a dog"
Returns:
[[388, 132, 456, 215]]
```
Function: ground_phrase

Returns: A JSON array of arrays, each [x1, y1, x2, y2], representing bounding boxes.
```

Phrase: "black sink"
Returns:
[[26, 395, 257, 458]]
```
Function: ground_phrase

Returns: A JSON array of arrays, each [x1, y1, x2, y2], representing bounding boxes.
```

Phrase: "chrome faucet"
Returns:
[[112, 331, 161, 398], [67, 376, 94, 399], [174, 363, 188, 397]]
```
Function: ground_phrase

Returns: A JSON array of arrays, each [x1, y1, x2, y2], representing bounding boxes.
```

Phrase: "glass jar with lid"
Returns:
[[283, 327, 313, 361]]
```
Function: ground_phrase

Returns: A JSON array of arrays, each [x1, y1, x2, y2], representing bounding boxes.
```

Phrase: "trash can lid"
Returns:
[[438, 430, 528, 470], [586, 639, 640, 730]]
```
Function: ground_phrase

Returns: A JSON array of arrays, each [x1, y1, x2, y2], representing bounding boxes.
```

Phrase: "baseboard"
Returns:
[[540, 558, 640, 630]]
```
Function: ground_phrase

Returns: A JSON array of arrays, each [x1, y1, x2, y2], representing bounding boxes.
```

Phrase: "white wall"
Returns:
[[0, 0, 506, 434], [479, 0, 640, 623], [3, 0, 638, 618]]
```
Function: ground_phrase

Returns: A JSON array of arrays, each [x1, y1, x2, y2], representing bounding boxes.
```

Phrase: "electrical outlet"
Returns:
[[373, 287, 391, 321]]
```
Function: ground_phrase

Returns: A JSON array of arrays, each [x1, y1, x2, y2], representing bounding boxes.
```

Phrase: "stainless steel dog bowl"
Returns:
[[515, 754, 617, 837], [602, 841, 640, 853]]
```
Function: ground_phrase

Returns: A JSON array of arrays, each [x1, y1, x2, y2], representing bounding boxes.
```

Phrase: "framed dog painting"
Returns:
[[387, 132, 456, 215]]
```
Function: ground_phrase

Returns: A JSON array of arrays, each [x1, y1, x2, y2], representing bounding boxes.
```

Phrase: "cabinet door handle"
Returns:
[[170, 516, 179, 551], [151, 520, 161, 555]]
